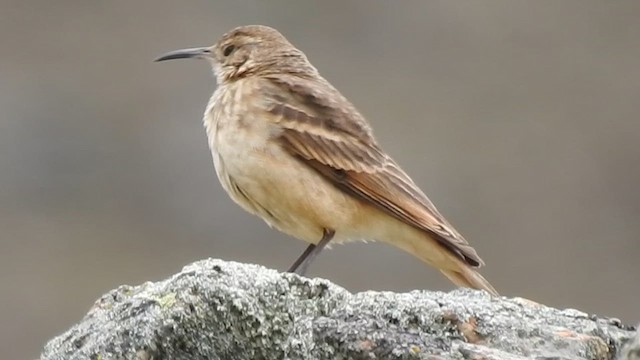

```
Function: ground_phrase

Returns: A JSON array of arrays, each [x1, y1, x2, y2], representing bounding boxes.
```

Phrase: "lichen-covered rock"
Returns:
[[40, 259, 636, 360], [619, 329, 640, 360]]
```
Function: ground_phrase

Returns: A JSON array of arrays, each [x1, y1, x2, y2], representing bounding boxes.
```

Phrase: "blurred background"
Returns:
[[1, 1, 639, 358]]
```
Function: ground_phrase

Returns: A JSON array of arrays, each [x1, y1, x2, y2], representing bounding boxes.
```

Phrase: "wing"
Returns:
[[259, 74, 484, 267]]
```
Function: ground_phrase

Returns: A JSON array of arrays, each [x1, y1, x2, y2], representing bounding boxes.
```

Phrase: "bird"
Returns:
[[155, 25, 498, 295]]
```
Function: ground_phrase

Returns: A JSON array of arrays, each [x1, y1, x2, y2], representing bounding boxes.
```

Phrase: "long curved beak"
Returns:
[[154, 47, 210, 62]]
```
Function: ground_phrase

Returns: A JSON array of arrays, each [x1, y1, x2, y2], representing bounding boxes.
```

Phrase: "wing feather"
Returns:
[[260, 75, 484, 267]]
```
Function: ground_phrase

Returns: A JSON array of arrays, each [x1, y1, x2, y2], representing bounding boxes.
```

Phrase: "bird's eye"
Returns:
[[223, 45, 235, 57]]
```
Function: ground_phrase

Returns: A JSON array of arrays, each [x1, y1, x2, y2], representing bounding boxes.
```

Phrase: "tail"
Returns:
[[381, 225, 499, 295], [390, 234, 499, 296], [440, 266, 498, 296]]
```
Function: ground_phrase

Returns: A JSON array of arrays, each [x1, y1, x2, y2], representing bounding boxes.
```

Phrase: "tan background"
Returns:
[[1, 1, 639, 358]]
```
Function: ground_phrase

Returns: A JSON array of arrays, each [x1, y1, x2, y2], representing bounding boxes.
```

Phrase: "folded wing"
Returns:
[[260, 75, 484, 267]]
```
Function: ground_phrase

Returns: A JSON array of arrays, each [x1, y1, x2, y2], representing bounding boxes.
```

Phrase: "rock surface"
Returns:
[[41, 259, 636, 360]]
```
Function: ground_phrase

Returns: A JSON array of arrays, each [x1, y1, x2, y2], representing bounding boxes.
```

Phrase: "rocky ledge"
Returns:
[[41, 259, 637, 360]]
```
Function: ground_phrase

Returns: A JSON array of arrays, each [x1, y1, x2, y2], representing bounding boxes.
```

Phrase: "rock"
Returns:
[[40, 259, 636, 360], [619, 329, 640, 360]]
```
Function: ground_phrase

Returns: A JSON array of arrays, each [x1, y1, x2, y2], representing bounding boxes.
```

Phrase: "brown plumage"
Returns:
[[155, 25, 498, 295]]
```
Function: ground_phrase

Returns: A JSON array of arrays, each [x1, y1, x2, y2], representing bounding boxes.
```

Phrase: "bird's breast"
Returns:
[[201, 82, 370, 243], [205, 82, 279, 180]]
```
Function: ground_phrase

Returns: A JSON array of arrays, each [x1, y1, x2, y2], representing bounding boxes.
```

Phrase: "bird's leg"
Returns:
[[287, 228, 335, 275]]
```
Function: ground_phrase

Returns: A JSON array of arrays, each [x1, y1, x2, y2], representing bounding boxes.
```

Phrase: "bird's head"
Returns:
[[155, 25, 316, 84]]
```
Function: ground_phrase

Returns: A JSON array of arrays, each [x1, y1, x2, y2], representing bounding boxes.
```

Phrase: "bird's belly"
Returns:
[[212, 132, 373, 244]]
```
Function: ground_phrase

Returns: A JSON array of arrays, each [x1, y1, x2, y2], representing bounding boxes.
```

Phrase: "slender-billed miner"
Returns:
[[155, 25, 497, 295]]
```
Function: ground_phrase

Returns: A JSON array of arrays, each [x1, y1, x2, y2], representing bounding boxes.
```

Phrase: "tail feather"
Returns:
[[382, 228, 499, 295], [440, 267, 498, 296]]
